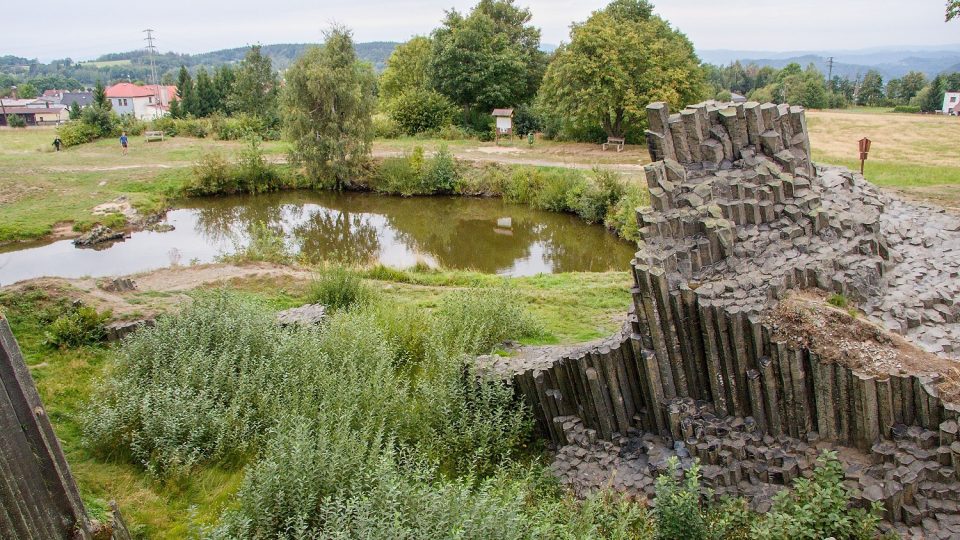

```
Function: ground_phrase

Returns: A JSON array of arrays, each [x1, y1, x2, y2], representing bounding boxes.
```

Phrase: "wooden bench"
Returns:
[[144, 130, 164, 142], [602, 136, 625, 152]]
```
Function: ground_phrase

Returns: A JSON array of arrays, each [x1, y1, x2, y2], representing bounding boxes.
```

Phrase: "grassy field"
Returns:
[[77, 59, 132, 68], [0, 128, 282, 242], [0, 266, 633, 537], [807, 109, 960, 207], [2, 108, 958, 245]]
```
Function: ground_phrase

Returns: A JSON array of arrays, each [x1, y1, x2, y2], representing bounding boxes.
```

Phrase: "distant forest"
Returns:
[[0, 42, 400, 90]]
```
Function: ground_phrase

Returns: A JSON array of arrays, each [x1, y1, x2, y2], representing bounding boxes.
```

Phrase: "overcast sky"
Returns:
[[3, 0, 957, 61]]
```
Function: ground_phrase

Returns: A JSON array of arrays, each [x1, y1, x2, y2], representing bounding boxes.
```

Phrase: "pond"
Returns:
[[0, 191, 637, 285]]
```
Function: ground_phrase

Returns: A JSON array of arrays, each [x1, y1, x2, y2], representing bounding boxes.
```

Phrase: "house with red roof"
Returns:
[[104, 83, 177, 121]]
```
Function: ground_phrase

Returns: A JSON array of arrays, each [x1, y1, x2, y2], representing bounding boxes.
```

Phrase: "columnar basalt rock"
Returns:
[[499, 100, 960, 537]]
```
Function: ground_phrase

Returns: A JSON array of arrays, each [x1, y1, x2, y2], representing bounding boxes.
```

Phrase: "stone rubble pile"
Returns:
[[865, 197, 960, 357], [550, 399, 960, 539]]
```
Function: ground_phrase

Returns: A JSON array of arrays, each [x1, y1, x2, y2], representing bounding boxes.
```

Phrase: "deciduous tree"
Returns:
[[857, 70, 885, 106], [537, 0, 705, 140], [948, 1, 959, 22], [899, 71, 927, 103], [379, 36, 432, 105], [283, 26, 377, 188], [430, 0, 546, 115]]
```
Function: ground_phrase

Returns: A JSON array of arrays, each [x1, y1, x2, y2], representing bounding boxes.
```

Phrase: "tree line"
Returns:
[[706, 60, 960, 111], [167, 45, 279, 125]]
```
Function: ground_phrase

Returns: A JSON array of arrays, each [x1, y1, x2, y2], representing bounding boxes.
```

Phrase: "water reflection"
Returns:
[[0, 191, 636, 285]]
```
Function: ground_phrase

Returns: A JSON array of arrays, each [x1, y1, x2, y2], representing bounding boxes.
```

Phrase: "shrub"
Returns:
[[569, 169, 626, 224], [234, 136, 279, 193], [827, 293, 849, 309], [150, 117, 209, 138], [80, 106, 117, 137], [188, 151, 234, 196], [118, 115, 146, 136], [513, 104, 542, 136], [536, 169, 584, 212], [187, 138, 283, 196], [607, 183, 650, 242], [7, 113, 26, 128], [210, 113, 279, 141], [420, 145, 458, 193], [390, 88, 457, 135], [372, 113, 402, 139], [372, 155, 420, 195], [435, 123, 472, 141], [654, 457, 708, 540], [369, 146, 461, 196], [751, 451, 884, 540], [45, 305, 110, 348], [893, 105, 921, 114], [425, 286, 541, 362], [307, 267, 375, 311], [57, 121, 100, 147], [83, 291, 407, 478]]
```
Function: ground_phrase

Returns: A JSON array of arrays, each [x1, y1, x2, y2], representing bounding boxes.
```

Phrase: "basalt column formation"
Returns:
[[504, 101, 960, 538]]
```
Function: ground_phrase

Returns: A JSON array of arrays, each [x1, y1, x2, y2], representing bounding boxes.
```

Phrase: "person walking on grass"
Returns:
[[119, 131, 128, 156], [53, 136, 62, 152]]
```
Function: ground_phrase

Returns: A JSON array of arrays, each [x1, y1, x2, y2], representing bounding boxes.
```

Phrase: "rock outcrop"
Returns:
[[502, 100, 960, 538]]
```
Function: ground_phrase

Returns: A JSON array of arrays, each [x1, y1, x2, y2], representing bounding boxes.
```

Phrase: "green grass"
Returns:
[[79, 59, 132, 68], [813, 154, 960, 188], [0, 128, 262, 243]]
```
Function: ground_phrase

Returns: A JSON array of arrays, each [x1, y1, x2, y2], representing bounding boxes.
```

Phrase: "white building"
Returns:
[[104, 83, 177, 121], [944, 92, 960, 116]]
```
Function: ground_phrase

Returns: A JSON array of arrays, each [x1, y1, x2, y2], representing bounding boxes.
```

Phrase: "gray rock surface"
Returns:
[[276, 304, 327, 327]]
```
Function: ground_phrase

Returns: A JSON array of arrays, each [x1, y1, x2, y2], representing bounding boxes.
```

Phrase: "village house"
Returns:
[[61, 91, 94, 109], [104, 82, 177, 120], [943, 91, 960, 116], [0, 106, 70, 126]]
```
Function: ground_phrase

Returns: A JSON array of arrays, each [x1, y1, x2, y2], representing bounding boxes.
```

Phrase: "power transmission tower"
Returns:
[[827, 57, 835, 84], [143, 29, 163, 106]]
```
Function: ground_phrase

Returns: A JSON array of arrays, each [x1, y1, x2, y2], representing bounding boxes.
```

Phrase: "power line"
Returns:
[[143, 29, 163, 106]]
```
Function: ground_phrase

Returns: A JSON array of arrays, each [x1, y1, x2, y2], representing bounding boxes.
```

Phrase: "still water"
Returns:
[[0, 191, 636, 285]]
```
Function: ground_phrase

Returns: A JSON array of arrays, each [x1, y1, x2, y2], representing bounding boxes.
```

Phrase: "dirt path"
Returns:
[[371, 147, 648, 174], [27, 149, 644, 175], [7, 262, 314, 320]]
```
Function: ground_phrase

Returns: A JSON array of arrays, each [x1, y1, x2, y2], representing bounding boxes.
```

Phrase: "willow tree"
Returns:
[[537, 0, 706, 141], [282, 26, 376, 188]]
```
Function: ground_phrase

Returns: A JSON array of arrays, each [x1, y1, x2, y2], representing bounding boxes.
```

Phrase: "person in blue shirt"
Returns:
[[119, 132, 128, 156]]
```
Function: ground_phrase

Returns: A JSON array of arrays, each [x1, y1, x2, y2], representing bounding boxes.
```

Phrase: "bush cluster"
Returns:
[[364, 152, 644, 239], [57, 121, 101, 147], [389, 88, 457, 135], [45, 305, 110, 349], [307, 266, 375, 311], [893, 105, 921, 114], [6, 113, 27, 128], [368, 146, 459, 196], [185, 137, 299, 196]]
